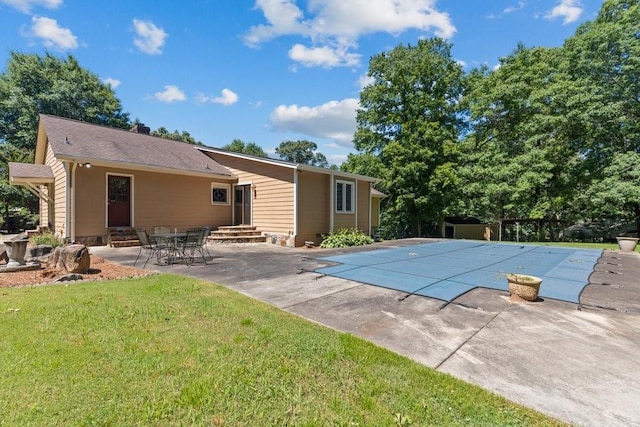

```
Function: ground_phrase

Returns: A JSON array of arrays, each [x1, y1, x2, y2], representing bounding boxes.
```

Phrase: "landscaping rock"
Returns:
[[27, 244, 54, 258], [47, 245, 90, 273], [53, 273, 83, 283]]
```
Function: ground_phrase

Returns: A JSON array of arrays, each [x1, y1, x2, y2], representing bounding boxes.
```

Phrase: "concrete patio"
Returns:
[[91, 239, 640, 426]]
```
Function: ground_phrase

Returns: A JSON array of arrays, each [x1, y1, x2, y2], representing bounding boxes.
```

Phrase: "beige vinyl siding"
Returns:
[[333, 177, 356, 230], [44, 143, 67, 237], [371, 197, 381, 230], [356, 180, 370, 234], [296, 171, 329, 245], [74, 166, 233, 239], [39, 184, 48, 228], [207, 153, 295, 234]]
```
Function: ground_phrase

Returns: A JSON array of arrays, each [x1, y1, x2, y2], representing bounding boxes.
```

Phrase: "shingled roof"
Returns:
[[8, 162, 54, 184], [39, 114, 232, 178]]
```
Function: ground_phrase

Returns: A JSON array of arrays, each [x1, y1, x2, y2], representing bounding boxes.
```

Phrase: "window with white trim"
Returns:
[[335, 180, 354, 213], [211, 183, 230, 205]]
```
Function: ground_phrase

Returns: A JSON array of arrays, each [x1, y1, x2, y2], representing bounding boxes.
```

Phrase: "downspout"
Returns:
[[368, 183, 372, 236], [293, 169, 298, 240], [354, 179, 358, 229], [70, 162, 78, 243], [329, 174, 334, 232], [62, 162, 70, 242]]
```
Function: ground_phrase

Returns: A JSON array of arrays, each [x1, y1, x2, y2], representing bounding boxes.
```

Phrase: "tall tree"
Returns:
[[563, 0, 639, 163], [584, 152, 640, 235], [276, 140, 328, 167], [563, 0, 640, 233], [221, 138, 268, 157], [353, 38, 465, 237], [0, 52, 130, 226], [0, 52, 130, 151], [458, 45, 578, 233], [151, 127, 203, 145]]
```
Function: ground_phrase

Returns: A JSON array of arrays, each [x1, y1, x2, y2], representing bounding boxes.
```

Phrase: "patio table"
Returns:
[[151, 232, 187, 265]]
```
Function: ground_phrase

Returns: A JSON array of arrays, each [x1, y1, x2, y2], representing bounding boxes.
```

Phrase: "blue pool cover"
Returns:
[[316, 240, 601, 304]]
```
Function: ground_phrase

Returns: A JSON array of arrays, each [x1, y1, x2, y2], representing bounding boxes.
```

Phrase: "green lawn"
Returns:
[[0, 275, 563, 426]]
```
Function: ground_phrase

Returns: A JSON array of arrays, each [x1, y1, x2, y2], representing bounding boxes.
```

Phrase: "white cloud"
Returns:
[[29, 16, 77, 50], [245, 0, 455, 68], [0, 0, 61, 13], [503, 1, 526, 14], [102, 77, 121, 88], [270, 98, 359, 147], [545, 0, 583, 24], [328, 153, 348, 165], [288, 44, 360, 68], [357, 73, 375, 89], [133, 18, 168, 55], [196, 88, 239, 106], [154, 85, 186, 103]]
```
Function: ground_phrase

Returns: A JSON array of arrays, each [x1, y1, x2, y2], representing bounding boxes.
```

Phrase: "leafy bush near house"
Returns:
[[320, 228, 374, 248], [29, 232, 64, 248], [3, 208, 39, 233]]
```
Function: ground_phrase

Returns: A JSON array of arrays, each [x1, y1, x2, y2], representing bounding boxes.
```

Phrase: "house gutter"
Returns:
[[368, 182, 372, 235], [293, 169, 299, 238], [329, 174, 335, 232], [61, 161, 74, 242]]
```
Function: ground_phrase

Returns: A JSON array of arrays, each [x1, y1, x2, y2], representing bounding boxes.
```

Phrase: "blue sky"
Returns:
[[0, 0, 604, 165]]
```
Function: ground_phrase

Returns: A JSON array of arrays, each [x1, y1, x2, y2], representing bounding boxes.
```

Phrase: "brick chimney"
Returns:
[[130, 122, 151, 134]]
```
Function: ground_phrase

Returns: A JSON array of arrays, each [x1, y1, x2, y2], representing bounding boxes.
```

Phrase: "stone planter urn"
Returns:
[[507, 273, 542, 301], [616, 236, 638, 252], [4, 237, 30, 268]]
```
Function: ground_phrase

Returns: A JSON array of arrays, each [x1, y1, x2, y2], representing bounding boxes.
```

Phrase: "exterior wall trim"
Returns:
[[293, 171, 298, 236]]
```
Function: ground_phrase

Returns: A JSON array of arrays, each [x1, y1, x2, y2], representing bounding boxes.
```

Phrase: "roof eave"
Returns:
[[199, 147, 378, 182], [56, 156, 236, 181], [297, 164, 378, 182], [10, 177, 54, 185]]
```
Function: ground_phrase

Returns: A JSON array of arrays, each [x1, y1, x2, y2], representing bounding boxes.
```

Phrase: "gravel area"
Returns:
[[0, 255, 151, 288]]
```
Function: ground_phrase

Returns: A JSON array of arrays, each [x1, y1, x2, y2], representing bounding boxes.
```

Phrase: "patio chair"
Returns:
[[149, 225, 173, 254], [134, 228, 162, 268], [151, 225, 171, 235], [187, 226, 212, 258], [181, 228, 208, 266]]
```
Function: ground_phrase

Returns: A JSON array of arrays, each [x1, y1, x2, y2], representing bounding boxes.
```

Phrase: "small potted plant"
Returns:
[[507, 273, 542, 301], [615, 236, 638, 252]]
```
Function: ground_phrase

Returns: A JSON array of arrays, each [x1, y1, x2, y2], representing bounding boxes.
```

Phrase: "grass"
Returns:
[[0, 275, 563, 426]]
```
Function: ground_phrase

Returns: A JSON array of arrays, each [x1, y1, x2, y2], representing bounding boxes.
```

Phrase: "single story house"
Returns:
[[9, 114, 382, 247]]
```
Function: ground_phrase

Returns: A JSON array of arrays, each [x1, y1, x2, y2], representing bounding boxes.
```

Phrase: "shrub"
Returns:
[[320, 228, 374, 248], [29, 232, 64, 248]]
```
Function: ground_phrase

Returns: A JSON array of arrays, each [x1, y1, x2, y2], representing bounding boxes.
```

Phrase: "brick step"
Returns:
[[107, 227, 139, 247], [217, 225, 257, 232], [207, 235, 266, 244], [210, 230, 263, 238], [111, 240, 140, 248]]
